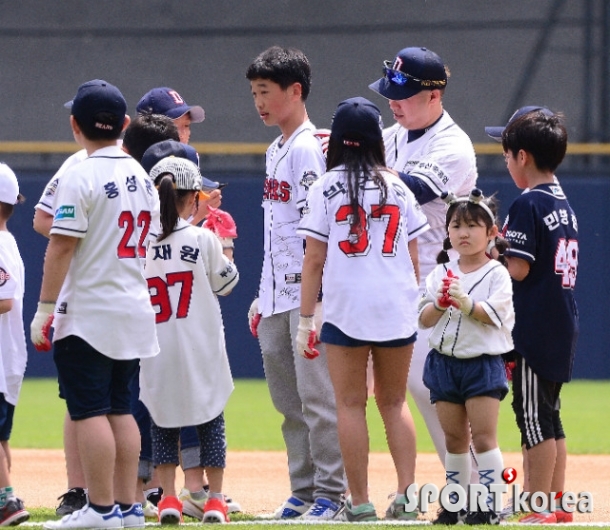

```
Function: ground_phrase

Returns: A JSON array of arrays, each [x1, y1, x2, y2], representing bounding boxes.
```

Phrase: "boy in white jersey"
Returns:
[[245, 46, 345, 520], [369, 46, 479, 478], [30, 79, 159, 530], [0, 164, 30, 526]]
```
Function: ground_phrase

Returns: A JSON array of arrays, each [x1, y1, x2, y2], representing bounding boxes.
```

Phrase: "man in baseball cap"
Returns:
[[485, 105, 555, 142], [137, 87, 204, 144]]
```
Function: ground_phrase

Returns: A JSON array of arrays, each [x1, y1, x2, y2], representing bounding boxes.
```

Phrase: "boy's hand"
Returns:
[[30, 301, 55, 351], [447, 279, 475, 315], [296, 315, 319, 359], [248, 298, 261, 338]]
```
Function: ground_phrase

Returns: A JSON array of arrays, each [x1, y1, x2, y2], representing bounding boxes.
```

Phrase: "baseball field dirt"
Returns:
[[12, 449, 609, 523]]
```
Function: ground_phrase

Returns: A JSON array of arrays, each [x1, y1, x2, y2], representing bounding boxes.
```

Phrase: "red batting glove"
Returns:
[[204, 207, 238, 239], [30, 302, 55, 352], [505, 361, 516, 381], [248, 299, 261, 338], [296, 315, 320, 359]]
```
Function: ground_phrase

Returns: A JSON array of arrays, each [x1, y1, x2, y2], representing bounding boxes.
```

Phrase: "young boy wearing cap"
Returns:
[[368, 46, 480, 499], [298, 97, 428, 521], [0, 163, 30, 527], [31, 79, 160, 530], [486, 107, 578, 524], [245, 46, 345, 520]]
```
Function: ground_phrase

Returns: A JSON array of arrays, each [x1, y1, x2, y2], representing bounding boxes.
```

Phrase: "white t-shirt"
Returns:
[[257, 120, 326, 317], [0, 232, 27, 405], [50, 145, 159, 360], [298, 167, 429, 342], [383, 111, 478, 286], [140, 219, 238, 428], [418, 259, 515, 359]]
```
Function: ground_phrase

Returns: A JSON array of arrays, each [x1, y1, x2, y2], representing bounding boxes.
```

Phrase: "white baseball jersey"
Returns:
[[35, 149, 89, 215], [418, 259, 514, 359], [384, 111, 478, 285], [0, 232, 27, 405], [50, 145, 159, 360], [298, 167, 429, 342], [257, 120, 325, 317], [140, 219, 238, 428]]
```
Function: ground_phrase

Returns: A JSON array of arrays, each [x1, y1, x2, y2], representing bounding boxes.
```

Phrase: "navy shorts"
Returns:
[[511, 354, 565, 449], [320, 322, 416, 348], [0, 395, 15, 441], [423, 349, 509, 404], [54, 335, 139, 421]]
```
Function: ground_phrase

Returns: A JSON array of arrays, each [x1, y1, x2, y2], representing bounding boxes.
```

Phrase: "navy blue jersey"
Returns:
[[502, 182, 579, 382]]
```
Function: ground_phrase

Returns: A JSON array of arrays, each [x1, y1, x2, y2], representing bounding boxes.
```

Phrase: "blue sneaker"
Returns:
[[272, 496, 312, 519], [301, 497, 341, 520]]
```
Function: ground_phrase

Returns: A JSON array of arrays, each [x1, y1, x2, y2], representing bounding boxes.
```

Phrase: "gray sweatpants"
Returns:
[[257, 307, 345, 504]]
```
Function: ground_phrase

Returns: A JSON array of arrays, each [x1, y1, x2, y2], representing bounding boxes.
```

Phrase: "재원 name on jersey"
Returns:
[[504, 230, 527, 241], [263, 178, 292, 203], [150, 243, 201, 264], [54, 205, 76, 220]]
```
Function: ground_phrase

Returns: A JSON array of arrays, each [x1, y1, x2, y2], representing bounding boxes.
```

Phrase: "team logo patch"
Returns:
[[55, 205, 76, 220], [300, 171, 318, 191], [0, 268, 10, 287]]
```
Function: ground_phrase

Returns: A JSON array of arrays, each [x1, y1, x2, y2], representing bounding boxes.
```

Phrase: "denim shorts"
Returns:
[[0, 394, 15, 441], [320, 322, 416, 348], [54, 335, 139, 420], [423, 349, 509, 404]]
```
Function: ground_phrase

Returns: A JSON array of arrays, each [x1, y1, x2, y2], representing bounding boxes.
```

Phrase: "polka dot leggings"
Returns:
[[151, 412, 226, 468]]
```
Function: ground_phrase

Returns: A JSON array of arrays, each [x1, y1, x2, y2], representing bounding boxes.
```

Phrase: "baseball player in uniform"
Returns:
[[369, 47, 478, 475], [30, 80, 159, 530], [246, 46, 345, 520]]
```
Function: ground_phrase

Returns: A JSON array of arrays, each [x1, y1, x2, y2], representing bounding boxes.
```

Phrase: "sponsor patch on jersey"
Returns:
[[57, 302, 68, 314], [504, 230, 527, 242], [55, 205, 76, 220], [0, 268, 10, 286], [285, 273, 302, 284]]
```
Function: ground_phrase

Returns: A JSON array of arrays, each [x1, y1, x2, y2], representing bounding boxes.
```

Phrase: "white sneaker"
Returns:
[[141, 500, 158, 518], [179, 488, 241, 518], [122, 503, 144, 528], [43, 505, 123, 530]]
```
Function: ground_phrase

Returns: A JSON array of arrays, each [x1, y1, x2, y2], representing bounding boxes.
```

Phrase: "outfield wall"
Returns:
[[12, 170, 609, 380]]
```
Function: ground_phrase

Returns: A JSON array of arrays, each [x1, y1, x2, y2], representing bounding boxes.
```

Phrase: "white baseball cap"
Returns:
[[0, 163, 19, 205], [149, 157, 202, 191]]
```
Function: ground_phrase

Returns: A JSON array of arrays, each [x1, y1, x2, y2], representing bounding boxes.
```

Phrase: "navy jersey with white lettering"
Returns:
[[502, 182, 579, 382]]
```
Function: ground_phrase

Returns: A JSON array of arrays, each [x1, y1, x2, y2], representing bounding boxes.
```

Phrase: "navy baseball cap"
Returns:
[[140, 139, 220, 191], [136, 87, 205, 123], [485, 105, 555, 142], [369, 47, 448, 101], [331, 97, 383, 146], [64, 79, 127, 135]]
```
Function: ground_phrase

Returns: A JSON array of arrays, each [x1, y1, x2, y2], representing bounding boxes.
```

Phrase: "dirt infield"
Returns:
[[12, 449, 609, 522]]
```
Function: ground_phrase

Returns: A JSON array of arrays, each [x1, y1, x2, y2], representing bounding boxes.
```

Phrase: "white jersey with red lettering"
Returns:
[[140, 219, 238, 428], [298, 167, 429, 342], [0, 232, 27, 405], [50, 145, 159, 360], [383, 111, 478, 285], [257, 120, 325, 317]]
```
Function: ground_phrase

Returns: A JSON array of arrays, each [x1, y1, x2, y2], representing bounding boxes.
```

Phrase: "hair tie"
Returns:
[[441, 188, 495, 224]]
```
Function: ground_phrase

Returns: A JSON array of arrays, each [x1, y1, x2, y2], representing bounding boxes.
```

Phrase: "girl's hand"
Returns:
[[447, 279, 474, 315]]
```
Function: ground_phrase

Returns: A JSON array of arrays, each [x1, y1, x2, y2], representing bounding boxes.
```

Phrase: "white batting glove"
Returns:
[[447, 280, 475, 316], [296, 315, 320, 359], [30, 301, 55, 351], [248, 298, 262, 338]]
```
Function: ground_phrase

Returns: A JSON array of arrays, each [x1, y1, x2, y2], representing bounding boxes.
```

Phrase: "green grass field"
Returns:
[[12, 378, 610, 454]]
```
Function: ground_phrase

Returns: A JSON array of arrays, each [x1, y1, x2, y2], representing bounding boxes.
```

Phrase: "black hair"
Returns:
[[436, 193, 508, 265], [75, 112, 125, 142], [246, 46, 312, 101], [501, 111, 567, 172], [326, 136, 387, 236], [123, 114, 180, 163], [0, 193, 25, 220], [156, 175, 198, 242]]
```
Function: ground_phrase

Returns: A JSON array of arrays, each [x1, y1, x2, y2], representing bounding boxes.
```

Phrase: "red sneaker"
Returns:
[[203, 497, 229, 524], [158, 496, 183, 525], [555, 509, 574, 523], [519, 511, 558, 524]]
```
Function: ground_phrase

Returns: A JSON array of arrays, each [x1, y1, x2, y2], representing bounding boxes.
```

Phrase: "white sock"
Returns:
[[475, 447, 504, 509], [445, 452, 471, 503]]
